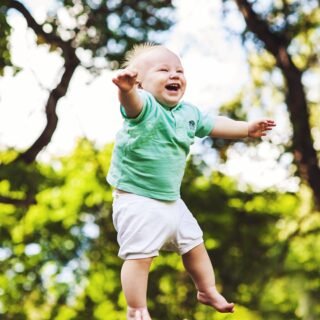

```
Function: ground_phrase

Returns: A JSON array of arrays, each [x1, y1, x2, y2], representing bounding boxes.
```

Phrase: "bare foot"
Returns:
[[127, 307, 152, 320], [197, 286, 235, 313]]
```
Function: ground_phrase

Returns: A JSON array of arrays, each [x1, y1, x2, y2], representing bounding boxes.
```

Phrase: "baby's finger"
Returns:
[[262, 120, 276, 130], [120, 69, 138, 78], [265, 120, 276, 126]]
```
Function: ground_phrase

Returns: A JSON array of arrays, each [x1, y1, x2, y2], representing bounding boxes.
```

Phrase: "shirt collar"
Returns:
[[158, 99, 183, 111]]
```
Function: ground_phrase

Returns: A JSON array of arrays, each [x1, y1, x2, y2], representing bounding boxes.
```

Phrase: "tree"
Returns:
[[2, 140, 314, 319], [0, 0, 174, 206], [1, 1, 320, 319], [228, 0, 320, 208], [0, 1, 175, 318], [215, 1, 320, 318]]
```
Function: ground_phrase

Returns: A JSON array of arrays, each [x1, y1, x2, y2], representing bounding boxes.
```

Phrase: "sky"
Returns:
[[0, 0, 298, 191]]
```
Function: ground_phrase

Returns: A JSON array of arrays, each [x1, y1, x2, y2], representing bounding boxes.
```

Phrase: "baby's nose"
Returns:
[[169, 72, 180, 79]]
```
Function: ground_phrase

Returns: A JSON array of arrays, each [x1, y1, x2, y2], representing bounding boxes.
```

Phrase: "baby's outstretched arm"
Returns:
[[210, 116, 276, 139], [112, 68, 143, 118]]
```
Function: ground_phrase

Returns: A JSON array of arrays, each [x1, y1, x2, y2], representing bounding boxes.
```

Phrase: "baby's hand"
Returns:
[[248, 119, 276, 138], [112, 68, 138, 92]]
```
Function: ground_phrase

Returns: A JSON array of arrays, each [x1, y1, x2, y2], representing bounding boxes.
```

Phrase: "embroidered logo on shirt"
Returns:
[[188, 120, 195, 131]]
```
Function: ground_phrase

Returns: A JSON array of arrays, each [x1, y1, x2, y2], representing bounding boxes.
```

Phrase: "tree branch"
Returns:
[[0, 195, 36, 207], [7, 0, 80, 163]]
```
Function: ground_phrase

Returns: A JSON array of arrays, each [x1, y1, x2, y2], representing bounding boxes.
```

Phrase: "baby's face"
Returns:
[[135, 48, 186, 108]]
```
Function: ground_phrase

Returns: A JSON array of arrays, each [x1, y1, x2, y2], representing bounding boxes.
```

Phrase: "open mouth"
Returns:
[[165, 83, 180, 91]]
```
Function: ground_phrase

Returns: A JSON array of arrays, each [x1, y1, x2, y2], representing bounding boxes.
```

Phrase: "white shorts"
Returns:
[[112, 191, 203, 260]]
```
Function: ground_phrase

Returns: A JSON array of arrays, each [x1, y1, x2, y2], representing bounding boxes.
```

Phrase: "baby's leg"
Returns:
[[121, 258, 153, 320], [182, 244, 234, 313]]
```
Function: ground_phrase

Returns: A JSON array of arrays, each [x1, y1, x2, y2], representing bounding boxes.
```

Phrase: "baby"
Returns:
[[108, 43, 275, 319]]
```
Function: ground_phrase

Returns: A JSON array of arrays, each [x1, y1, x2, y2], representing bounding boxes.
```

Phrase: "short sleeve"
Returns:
[[120, 90, 154, 124], [195, 108, 215, 138]]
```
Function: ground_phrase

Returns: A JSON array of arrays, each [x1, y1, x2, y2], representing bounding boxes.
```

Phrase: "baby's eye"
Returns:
[[158, 68, 169, 72], [177, 70, 184, 73]]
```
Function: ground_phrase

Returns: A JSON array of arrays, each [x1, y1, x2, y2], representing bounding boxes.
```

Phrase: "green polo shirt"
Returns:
[[107, 90, 214, 201]]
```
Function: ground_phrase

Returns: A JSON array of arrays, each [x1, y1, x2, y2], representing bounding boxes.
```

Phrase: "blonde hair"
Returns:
[[122, 42, 162, 68]]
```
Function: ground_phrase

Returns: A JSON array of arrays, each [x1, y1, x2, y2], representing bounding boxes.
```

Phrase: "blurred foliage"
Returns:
[[220, 0, 320, 158], [223, 0, 320, 63], [1, 0, 320, 319], [1, 140, 320, 319], [0, 0, 175, 74]]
